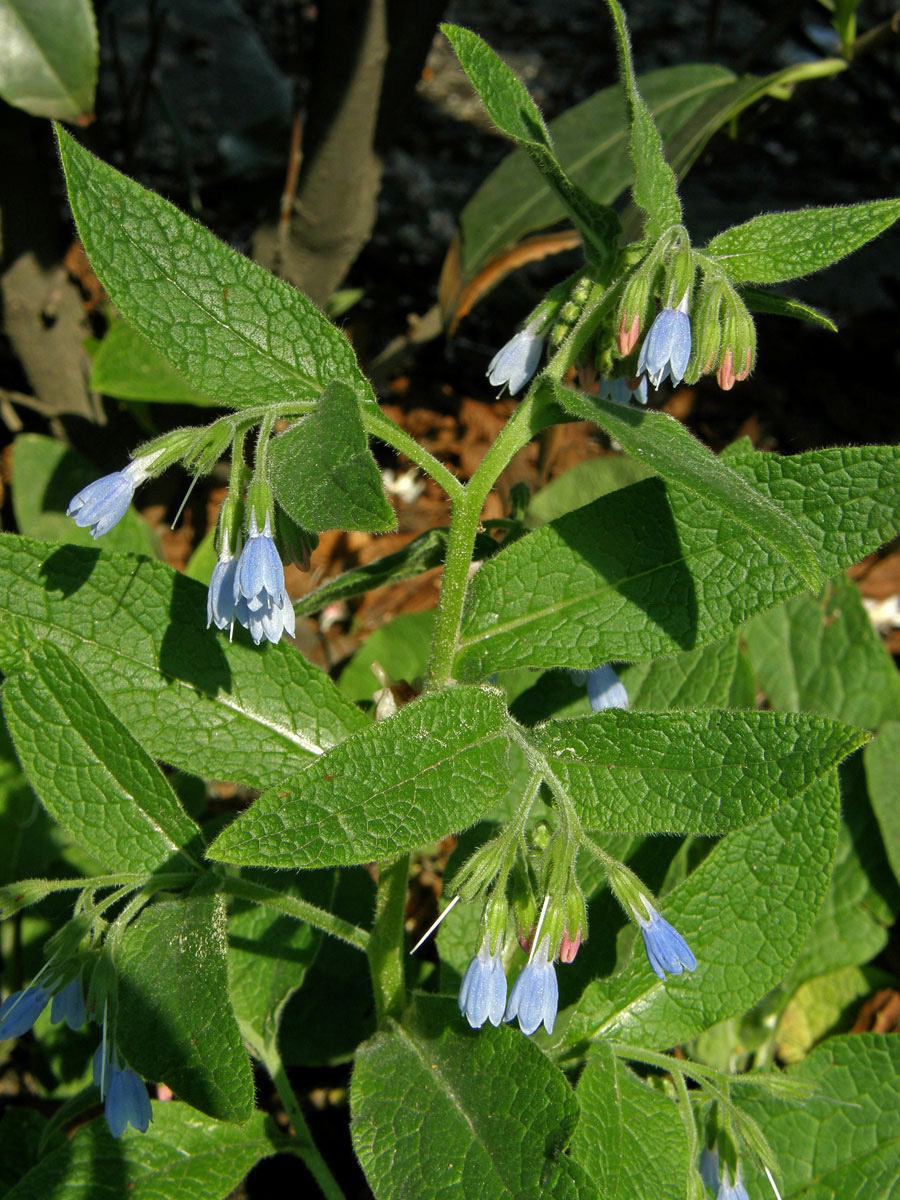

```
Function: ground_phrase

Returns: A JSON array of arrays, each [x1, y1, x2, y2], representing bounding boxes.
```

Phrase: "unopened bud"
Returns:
[[717, 348, 735, 391], [617, 311, 640, 356], [559, 926, 583, 963]]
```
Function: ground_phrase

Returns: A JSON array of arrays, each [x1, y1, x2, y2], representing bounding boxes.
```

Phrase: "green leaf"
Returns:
[[534, 709, 864, 834], [455, 445, 900, 678], [2, 642, 202, 873], [742, 1034, 900, 1198], [865, 722, 900, 888], [564, 773, 841, 1051], [0, 0, 97, 122], [440, 24, 551, 151], [339, 609, 435, 701], [620, 635, 756, 711], [456, 64, 734, 280], [208, 686, 512, 869], [350, 994, 580, 1200], [0, 535, 368, 790], [268, 382, 394, 533], [228, 868, 334, 1056], [524, 455, 653, 529], [3, 1101, 281, 1200], [777, 965, 892, 1063], [11, 434, 158, 557], [603, 0, 681, 238], [546, 382, 822, 592], [706, 200, 900, 284], [279, 868, 376, 1066], [570, 1043, 689, 1199], [441, 24, 619, 275], [90, 319, 216, 406], [116, 892, 254, 1124], [55, 127, 374, 411], [744, 575, 900, 731], [787, 755, 899, 985], [741, 288, 838, 332]]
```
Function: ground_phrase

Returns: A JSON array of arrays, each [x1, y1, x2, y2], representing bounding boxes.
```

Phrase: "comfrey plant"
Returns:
[[1, 3, 899, 1196]]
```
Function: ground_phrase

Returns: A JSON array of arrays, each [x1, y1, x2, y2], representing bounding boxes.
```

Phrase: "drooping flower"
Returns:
[[207, 544, 238, 632], [0, 984, 52, 1039], [637, 293, 692, 389], [50, 974, 86, 1031], [715, 1168, 750, 1200], [93, 1041, 153, 1138], [599, 375, 648, 406], [637, 898, 697, 980], [458, 934, 507, 1029], [504, 935, 558, 1036], [699, 1146, 720, 1191], [67, 453, 160, 538], [487, 322, 544, 396], [586, 663, 629, 712], [232, 512, 295, 645]]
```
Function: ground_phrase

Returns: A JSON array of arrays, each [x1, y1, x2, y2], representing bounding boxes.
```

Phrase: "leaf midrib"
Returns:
[[67, 148, 349, 401]]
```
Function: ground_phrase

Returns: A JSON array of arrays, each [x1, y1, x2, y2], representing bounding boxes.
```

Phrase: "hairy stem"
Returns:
[[364, 407, 464, 504], [220, 875, 369, 952], [258, 1042, 347, 1200], [367, 854, 410, 1022]]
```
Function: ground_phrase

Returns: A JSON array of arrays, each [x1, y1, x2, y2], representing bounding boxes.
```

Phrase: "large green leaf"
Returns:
[[0, 0, 97, 122], [564, 772, 841, 1051], [706, 199, 900, 284], [570, 1042, 689, 1199], [0, 535, 368, 790], [268, 382, 394, 533], [3, 1102, 280, 1200], [208, 686, 512, 869], [90, 319, 215, 406], [11, 434, 158, 557], [116, 893, 254, 1124], [548, 382, 822, 592], [620, 635, 755, 711], [742, 1034, 900, 1198], [350, 995, 581, 1200], [227, 868, 334, 1056], [2, 642, 201, 874], [744, 575, 900, 731], [534, 709, 864, 834], [55, 127, 374, 411], [455, 445, 900, 678], [865, 722, 900, 888]]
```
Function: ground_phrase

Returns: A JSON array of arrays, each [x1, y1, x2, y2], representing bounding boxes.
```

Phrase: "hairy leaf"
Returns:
[[351, 995, 580, 1200], [208, 687, 512, 869], [535, 709, 864, 834], [2, 642, 201, 873], [0, 535, 367, 789], [56, 128, 374, 410]]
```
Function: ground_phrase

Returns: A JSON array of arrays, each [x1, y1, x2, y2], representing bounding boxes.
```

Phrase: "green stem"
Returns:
[[220, 875, 369, 952], [367, 854, 410, 1022], [363, 407, 465, 505], [429, 390, 553, 684], [258, 1042, 346, 1200]]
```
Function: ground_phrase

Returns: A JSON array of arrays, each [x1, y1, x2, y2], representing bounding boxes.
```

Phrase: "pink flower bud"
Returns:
[[559, 927, 583, 964], [717, 349, 735, 391], [618, 312, 640, 357]]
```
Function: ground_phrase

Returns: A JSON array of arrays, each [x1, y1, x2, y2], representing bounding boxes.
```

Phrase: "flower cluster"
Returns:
[[207, 513, 296, 645], [68, 460, 297, 647], [93, 1039, 153, 1138], [0, 971, 153, 1139], [458, 932, 559, 1037]]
